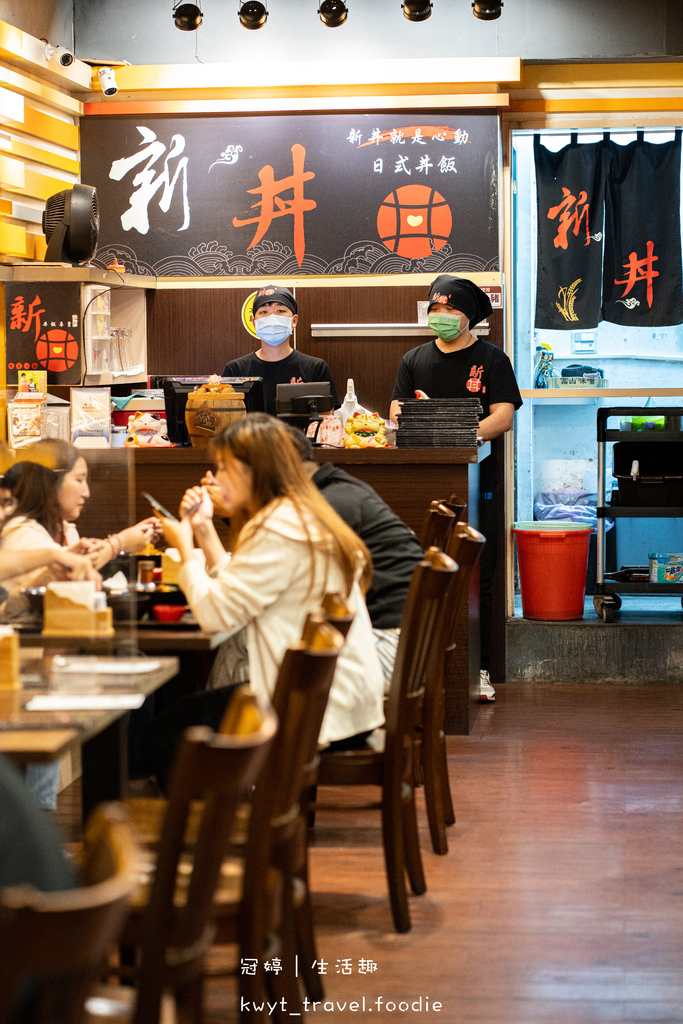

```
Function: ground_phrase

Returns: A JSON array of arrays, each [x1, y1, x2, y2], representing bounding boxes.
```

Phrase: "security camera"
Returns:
[[53, 45, 75, 67], [42, 40, 75, 67], [98, 66, 118, 97]]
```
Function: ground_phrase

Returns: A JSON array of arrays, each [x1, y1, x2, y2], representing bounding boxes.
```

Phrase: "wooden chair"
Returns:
[[419, 523, 485, 855], [313, 548, 458, 933], [0, 803, 138, 1024], [122, 617, 343, 1021], [442, 492, 467, 523], [419, 500, 457, 550], [320, 591, 355, 639], [88, 693, 278, 1024]]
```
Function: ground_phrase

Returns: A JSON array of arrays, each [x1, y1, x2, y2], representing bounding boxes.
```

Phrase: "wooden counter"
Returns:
[[80, 444, 487, 734]]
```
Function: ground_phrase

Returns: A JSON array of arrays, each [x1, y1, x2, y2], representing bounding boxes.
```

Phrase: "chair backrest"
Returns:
[[133, 695, 278, 1024], [419, 501, 457, 550], [0, 803, 139, 1024], [320, 591, 355, 639], [444, 493, 467, 523], [444, 523, 486, 647], [384, 549, 458, 765], [239, 614, 343, 951]]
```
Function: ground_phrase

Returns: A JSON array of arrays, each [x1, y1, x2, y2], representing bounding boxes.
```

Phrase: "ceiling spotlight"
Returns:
[[239, 2, 268, 29], [402, 1, 432, 21], [173, 2, 203, 30], [318, 1, 348, 27], [472, 0, 503, 19]]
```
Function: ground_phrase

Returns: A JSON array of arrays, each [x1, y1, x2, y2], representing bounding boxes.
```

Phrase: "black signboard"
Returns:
[[5, 282, 82, 385], [80, 112, 499, 277]]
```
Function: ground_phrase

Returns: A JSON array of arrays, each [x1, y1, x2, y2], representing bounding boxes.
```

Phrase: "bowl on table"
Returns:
[[151, 604, 188, 624], [106, 589, 154, 622]]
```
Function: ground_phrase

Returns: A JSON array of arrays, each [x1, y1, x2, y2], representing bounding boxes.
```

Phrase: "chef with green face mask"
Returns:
[[389, 274, 522, 705]]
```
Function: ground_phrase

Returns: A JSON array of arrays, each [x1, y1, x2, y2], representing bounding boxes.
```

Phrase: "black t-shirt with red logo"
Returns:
[[223, 350, 340, 417], [391, 338, 522, 489]]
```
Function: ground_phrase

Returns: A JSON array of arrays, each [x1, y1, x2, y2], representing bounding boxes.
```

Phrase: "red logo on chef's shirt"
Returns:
[[466, 364, 484, 393], [290, 376, 304, 384]]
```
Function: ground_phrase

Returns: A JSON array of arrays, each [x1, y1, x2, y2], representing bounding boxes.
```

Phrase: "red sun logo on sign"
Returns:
[[376, 184, 452, 259], [35, 329, 79, 373]]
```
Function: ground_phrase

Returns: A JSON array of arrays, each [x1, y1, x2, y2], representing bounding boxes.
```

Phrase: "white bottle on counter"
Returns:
[[339, 378, 361, 428]]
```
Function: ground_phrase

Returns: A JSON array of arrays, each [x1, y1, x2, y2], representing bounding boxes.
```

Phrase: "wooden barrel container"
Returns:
[[184, 382, 246, 448]]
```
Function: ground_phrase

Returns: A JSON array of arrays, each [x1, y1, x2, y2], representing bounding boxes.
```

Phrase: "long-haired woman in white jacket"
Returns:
[[152, 413, 385, 788]]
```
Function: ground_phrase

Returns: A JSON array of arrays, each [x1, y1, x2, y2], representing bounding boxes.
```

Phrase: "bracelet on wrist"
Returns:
[[106, 533, 121, 557]]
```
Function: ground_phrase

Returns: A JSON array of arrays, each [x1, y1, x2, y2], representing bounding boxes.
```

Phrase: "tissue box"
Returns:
[[649, 553, 683, 582], [0, 627, 20, 689], [42, 582, 114, 637]]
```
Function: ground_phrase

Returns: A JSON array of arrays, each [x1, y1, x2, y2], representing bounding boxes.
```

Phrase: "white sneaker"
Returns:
[[478, 669, 495, 703]]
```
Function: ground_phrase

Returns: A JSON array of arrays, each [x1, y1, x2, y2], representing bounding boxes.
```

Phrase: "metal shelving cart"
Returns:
[[594, 406, 683, 622]]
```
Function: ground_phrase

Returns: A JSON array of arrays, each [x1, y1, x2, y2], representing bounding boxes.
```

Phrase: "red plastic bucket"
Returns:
[[513, 523, 592, 620]]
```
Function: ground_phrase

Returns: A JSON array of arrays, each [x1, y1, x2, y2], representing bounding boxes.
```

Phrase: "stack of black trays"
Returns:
[[396, 398, 483, 447]]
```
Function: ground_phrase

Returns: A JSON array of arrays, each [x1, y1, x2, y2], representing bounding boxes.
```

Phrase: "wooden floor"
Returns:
[[57, 682, 683, 1022]]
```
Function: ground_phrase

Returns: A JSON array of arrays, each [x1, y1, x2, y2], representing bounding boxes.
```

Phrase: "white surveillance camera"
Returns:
[[98, 66, 118, 97], [42, 40, 75, 67], [53, 45, 75, 67]]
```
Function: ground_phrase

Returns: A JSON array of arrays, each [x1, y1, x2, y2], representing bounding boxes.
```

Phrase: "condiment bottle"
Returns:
[[339, 378, 361, 428]]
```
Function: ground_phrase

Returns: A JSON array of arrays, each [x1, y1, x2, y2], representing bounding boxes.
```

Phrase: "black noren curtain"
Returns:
[[602, 130, 683, 327], [534, 134, 606, 330]]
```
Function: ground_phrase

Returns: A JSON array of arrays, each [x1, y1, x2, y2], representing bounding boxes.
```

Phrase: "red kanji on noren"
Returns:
[[614, 240, 659, 308], [547, 187, 591, 250]]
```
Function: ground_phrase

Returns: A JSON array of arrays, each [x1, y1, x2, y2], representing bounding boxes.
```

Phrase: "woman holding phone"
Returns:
[[152, 413, 384, 787]]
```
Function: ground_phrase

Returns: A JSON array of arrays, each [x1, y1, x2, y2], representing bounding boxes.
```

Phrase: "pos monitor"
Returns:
[[275, 381, 333, 418]]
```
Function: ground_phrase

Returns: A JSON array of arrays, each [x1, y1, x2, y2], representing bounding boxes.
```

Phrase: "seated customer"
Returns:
[[0, 440, 159, 595], [0, 462, 97, 597], [150, 413, 384, 790], [222, 284, 339, 415], [283, 429, 424, 687], [0, 752, 75, 892]]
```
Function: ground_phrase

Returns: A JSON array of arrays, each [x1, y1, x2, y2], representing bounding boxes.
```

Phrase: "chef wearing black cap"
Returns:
[[223, 284, 339, 416], [390, 274, 522, 703]]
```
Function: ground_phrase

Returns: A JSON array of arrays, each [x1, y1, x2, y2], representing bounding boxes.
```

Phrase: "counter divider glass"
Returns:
[[91, 443, 490, 736]]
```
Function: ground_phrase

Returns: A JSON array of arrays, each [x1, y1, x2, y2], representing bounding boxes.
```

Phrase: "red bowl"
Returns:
[[151, 604, 188, 623]]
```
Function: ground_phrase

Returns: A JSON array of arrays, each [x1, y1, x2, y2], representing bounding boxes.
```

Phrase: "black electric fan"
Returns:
[[42, 183, 99, 264]]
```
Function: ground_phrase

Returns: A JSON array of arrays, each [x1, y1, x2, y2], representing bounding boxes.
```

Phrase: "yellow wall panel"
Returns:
[[21, 168, 72, 202], [0, 219, 26, 255], [0, 64, 82, 116], [30, 232, 47, 260], [3, 106, 78, 148], [10, 139, 79, 176], [0, 84, 22, 121], [0, 153, 23, 187]]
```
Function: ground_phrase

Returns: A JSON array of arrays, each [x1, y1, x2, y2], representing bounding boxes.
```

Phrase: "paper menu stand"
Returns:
[[42, 582, 114, 638], [0, 627, 20, 689], [70, 387, 111, 446]]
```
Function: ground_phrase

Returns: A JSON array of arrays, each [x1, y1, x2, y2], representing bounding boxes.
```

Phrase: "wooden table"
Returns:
[[0, 654, 179, 818]]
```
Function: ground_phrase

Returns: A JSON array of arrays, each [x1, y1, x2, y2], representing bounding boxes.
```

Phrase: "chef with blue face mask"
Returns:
[[223, 284, 340, 416]]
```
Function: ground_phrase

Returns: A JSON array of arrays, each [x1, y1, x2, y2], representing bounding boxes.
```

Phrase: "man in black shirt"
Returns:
[[390, 274, 522, 703], [291, 431, 425, 688], [222, 284, 339, 416]]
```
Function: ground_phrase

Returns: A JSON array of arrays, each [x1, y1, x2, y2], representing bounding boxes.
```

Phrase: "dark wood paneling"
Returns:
[[146, 289, 250, 376], [297, 284, 424, 416]]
